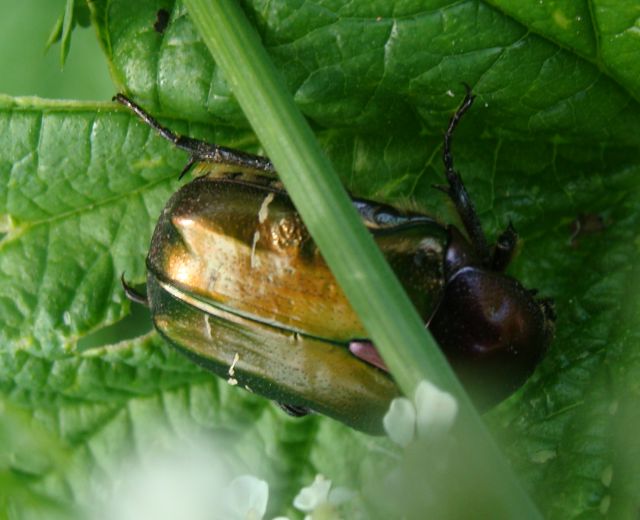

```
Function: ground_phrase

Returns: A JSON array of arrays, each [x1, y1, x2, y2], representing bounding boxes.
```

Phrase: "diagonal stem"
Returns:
[[182, 0, 543, 518]]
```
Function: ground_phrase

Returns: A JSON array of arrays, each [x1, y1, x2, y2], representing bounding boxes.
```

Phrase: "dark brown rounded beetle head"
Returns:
[[428, 266, 554, 408]]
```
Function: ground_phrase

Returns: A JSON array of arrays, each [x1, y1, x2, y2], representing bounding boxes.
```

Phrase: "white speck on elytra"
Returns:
[[227, 378, 238, 386], [204, 315, 212, 340], [258, 192, 275, 224], [228, 353, 240, 377], [250, 230, 260, 268]]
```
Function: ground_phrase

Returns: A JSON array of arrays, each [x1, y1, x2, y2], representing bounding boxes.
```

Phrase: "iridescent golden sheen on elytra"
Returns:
[[149, 167, 448, 341], [146, 167, 449, 433]]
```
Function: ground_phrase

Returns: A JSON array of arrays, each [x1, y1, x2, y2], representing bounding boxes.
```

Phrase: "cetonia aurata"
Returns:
[[116, 89, 555, 434]]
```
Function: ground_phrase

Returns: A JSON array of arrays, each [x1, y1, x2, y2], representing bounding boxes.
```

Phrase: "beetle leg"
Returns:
[[121, 273, 149, 307], [441, 85, 491, 265], [178, 156, 197, 180], [277, 402, 311, 417], [113, 94, 276, 176], [537, 297, 557, 322], [491, 221, 518, 272]]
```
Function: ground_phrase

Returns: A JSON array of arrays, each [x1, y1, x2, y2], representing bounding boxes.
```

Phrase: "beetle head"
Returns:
[[428, 232, 555, 407]]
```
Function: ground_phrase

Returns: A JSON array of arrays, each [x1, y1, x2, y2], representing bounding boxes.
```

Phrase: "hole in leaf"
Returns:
[[77, 302, 153, 351]]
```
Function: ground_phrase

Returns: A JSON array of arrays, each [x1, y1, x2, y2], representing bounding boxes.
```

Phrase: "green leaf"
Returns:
[[91, 0, 640, 145], [485, 0, 640, 101], [1, 1, 640, 518]]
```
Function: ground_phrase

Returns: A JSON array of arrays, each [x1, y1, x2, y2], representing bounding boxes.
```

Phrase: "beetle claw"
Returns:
[[178, 156, 197, 180], [121, 273, 149, 307], [277, 402, 311, 417]]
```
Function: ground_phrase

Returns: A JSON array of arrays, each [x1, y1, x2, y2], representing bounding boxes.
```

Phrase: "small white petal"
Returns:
[[223, 475, 269, 519], [383, 397, 416, 447], [414, 380, 458, 439], [293, 475, 331, 512], [327, 486, 355, 506]]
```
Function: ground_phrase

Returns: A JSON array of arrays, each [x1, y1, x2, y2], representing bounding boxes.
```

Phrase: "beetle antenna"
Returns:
[[441, 84, 491, 265], [113, 94, 276, 175], [121, 273, 149, 307]]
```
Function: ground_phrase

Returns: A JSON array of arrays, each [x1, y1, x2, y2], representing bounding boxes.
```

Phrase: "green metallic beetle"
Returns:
[[117, 90, 555, 434]]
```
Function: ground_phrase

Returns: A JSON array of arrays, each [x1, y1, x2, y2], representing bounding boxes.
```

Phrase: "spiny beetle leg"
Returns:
[[113, 94, 275, 176], [442, 85, 491, 266]]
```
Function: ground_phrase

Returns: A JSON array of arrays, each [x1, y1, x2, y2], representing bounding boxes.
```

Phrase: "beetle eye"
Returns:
[[428, 266, 553, 408]]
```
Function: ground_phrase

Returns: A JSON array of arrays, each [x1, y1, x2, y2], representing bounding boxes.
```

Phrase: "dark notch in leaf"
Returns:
[[154, 8, 171, 33]]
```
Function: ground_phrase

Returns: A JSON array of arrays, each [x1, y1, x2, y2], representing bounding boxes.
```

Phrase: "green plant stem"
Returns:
[[183, 0, 542, 517]]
